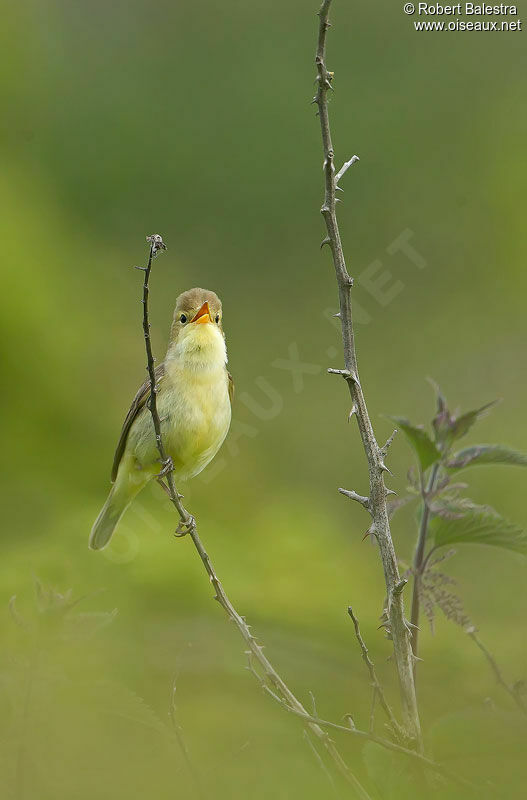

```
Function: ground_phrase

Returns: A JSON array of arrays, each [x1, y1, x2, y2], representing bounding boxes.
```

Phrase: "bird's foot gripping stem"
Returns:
[[175, 514, 196, 538], [157, 456, 174, 479]]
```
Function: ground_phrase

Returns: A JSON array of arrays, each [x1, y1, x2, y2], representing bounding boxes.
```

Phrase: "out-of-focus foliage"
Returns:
[[395, 386, 527, 559], [394, 388, 527, 649], [1, 0, 526, 797]]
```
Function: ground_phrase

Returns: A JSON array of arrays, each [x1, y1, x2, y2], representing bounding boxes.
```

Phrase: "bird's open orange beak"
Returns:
[[191, 301, 212, 324]]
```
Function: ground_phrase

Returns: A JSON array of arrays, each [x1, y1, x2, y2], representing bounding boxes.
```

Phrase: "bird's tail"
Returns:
[[89, 470, 144, 550]]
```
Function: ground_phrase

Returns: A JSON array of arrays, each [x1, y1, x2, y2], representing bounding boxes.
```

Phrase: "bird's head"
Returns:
[[168, 288, 227, 368]]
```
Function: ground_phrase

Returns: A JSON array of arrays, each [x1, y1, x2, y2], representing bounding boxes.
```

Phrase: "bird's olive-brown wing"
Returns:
[[111, 363, 165, 482], [228, 371, 234, 404]]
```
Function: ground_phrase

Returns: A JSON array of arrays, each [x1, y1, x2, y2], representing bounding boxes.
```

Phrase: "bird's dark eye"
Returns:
[[180, 314, 187, 324], [215, 314, 220, 324]]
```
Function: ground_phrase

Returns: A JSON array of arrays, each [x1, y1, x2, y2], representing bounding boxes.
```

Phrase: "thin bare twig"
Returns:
[[468, 629, 527, 715], [335, 155, 360, 186], [139, 235, 372, 800], [314, 0, 421, 747], [347, 607, 404, 738], [258, 679, 476, 790], [338, 488, 370, 511]]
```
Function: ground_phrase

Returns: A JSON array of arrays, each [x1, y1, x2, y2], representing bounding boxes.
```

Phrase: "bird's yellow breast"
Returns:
[[160, 361, 231, 480], [126, 320, 231, 482]]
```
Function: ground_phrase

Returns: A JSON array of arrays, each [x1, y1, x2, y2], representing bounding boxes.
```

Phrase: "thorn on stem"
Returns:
[[379, 460, 393, 476], [362, 525, 377, 543]]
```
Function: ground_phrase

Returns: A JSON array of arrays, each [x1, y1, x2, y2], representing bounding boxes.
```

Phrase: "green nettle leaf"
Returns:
[[429, 502, 527, 555], [429, 380, 452, 443], [428, 495, 472, 520], [447, 444, 527, 471], [444, 401, 498, 446], [389, 416, 441, 471]]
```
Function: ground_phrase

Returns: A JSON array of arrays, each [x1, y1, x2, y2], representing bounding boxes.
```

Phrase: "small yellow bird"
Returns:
[[89, 288, 233, 550]]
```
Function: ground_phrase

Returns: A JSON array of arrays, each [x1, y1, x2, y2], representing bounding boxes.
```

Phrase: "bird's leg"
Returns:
[[157, 477, 184, 501], [154, 457, 194, 536], [156, 474, 194, 537], [157, 478, 171, 497], [156, 455, 174, 478], [175, 514, 196, 538]]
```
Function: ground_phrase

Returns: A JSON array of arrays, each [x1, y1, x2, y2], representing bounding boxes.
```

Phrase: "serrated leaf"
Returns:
[[428, 495, 471, 520], [429, 502, 527, 555], [447, 444, 527, 471], [388, 416, 441, 471], [444, 401, 498, 446]]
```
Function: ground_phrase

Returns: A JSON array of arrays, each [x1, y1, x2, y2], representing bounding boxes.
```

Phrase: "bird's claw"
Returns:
[[175, 515, 196, 538], [156, 456, 174, 478]]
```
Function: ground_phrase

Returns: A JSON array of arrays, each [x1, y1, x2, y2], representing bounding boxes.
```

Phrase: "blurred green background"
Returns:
[[1, 0, 526, 797]]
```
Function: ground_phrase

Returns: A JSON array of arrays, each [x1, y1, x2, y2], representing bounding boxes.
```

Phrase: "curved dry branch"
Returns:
[[139, 235, 372, 800]]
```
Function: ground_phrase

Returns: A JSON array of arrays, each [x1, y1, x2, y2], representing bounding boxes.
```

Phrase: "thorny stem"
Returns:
[[139, 236, 373, 800], [410, 462, 440, 670], [314, 1, 421, 747]]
